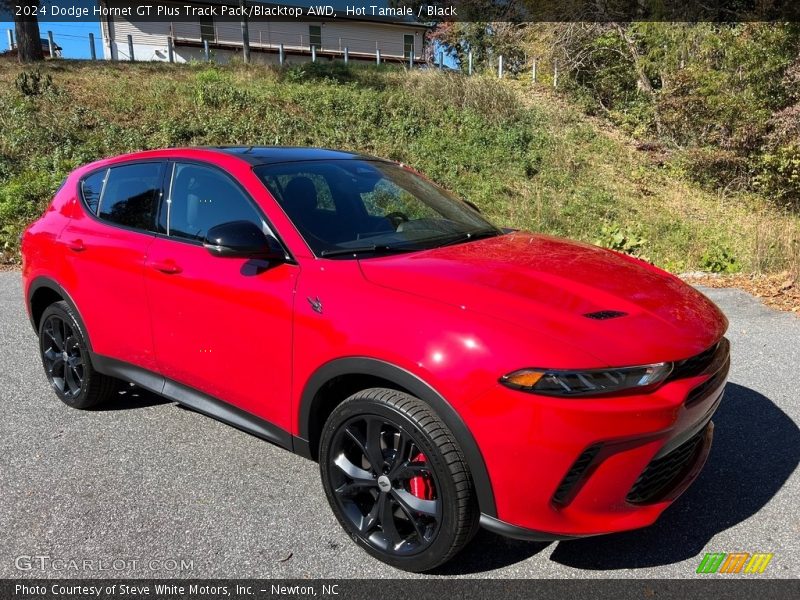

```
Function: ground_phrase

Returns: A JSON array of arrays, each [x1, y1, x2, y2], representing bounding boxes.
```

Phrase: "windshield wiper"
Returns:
[[319, 244, 412, 258], [432, 228, 503, 249]]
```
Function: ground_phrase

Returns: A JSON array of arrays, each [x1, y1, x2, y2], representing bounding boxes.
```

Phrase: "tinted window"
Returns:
[[99, 163, 163, 230], [164, 163, 264, 242], [256, 160, 499, 256], [80, 169, 107, 215]]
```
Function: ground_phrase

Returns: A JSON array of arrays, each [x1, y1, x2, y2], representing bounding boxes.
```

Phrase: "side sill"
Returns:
[[90, 353, 293, 452], [292, 436, 313, 460], [479, 514, 581, 542]]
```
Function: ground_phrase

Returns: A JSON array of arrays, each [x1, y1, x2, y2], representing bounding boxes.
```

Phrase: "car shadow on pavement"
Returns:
[[547, 382, 800, 570], [95, 383, 172, 411], [433, 530, 551, 575]]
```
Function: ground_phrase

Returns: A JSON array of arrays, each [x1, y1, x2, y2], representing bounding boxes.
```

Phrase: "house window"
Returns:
[[309, 25, 322, 50], [199, 15, 215, 43], [404, 34, 415, 59]]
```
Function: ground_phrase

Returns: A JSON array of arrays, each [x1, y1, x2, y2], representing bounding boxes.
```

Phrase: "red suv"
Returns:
[[21, 147, 730, 572]]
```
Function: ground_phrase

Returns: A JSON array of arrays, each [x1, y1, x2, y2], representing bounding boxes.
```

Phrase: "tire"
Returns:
[[319, 388, 478, 572], [38, 301, 117, 409]]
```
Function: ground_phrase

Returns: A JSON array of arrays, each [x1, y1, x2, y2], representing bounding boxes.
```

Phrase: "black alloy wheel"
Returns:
[[41, 313, 84, 400], [38, 301, 116, 409], [320, 388, 478, 572]]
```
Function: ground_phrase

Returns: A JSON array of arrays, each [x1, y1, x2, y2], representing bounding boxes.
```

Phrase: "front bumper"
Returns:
[[473, 338, 729, 538]]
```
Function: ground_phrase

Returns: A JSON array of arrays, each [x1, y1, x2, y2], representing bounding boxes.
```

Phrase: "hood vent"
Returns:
[[584, 310, 627, 320]]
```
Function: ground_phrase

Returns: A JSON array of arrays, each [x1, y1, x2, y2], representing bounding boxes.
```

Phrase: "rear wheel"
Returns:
[[38, 301, 116, 409], [319, 388, 478, 572]]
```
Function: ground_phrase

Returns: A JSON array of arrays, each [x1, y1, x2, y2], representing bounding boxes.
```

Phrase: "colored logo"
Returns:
[[696, 552, 773, 574]]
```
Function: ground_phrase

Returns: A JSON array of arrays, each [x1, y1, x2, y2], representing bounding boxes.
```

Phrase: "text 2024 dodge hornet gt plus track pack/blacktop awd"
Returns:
[[21, 147, 730, 572]]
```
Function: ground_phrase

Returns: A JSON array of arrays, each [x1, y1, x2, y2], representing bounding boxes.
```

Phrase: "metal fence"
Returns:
[[3, 26, 561, 86]]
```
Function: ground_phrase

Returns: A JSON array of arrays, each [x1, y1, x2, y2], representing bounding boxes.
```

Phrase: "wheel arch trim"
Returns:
[[297, 356, 497, 517], [26, 276, 91, 349]]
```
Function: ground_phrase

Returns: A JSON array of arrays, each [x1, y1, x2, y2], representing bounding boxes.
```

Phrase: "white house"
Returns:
[[98, 1, 429, 65]]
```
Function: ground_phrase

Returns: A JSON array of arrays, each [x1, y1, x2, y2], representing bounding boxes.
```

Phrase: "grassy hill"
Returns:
[[1, 58, 798, 277]]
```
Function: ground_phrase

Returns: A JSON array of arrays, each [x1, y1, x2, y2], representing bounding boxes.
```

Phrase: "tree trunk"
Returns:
[[613, 23, 662, 134], [613, 24, 654, 92], [14, 1, 44, 63]]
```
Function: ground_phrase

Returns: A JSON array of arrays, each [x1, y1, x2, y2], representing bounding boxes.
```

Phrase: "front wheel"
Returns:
[[319, 388, 478, 572]]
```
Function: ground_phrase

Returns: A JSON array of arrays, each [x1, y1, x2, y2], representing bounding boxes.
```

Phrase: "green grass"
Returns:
[[1, 58, 798, 275]]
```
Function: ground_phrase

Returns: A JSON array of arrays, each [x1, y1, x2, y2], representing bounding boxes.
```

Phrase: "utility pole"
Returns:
[[240, 0, 250, 64]]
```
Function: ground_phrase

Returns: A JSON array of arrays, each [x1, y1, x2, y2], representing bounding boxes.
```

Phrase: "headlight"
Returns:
[[500, 362, 672, 397]]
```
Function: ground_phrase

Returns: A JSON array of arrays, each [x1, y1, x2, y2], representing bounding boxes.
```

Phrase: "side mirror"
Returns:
[[203, 221, 285, 261]]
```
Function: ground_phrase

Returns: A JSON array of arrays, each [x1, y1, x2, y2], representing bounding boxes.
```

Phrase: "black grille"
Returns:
[[686, 357, 730, 406], [626, 426, 707, 504], [552, 443, 602, 505], [583, 310, 627, 320], [670, 343, 720, 380]]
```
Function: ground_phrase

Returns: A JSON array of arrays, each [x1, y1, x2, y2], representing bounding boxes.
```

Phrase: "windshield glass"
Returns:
[[254, 160, 501, 256]]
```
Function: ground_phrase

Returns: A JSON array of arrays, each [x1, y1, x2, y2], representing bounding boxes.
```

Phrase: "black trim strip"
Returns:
[[479, 514, 580, 542], [27, 277, 89, 341], [90, 353, 293, 451]]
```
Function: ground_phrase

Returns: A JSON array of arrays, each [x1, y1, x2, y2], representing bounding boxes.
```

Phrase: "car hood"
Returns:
[[358, 232, 727, 366]]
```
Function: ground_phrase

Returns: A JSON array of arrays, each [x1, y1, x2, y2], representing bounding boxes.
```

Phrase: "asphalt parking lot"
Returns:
[[0, 271, 798, 579]]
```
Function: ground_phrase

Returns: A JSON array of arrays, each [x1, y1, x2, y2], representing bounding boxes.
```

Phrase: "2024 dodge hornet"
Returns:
[[21, 147, 730, 572]]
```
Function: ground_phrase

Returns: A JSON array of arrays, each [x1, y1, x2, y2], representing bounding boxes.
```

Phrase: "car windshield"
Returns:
[[254, 160, 502, 257]]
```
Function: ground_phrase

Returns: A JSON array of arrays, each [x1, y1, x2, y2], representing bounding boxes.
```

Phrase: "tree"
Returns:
[[2, 0, 44, 62]]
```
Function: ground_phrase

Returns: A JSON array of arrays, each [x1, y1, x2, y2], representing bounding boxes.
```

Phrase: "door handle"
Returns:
[[148, 259, 182, 275], [67, 239, 85, 252]]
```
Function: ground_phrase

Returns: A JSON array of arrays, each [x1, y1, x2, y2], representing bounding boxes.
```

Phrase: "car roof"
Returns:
[[203, 146, 388, 166], [77, 147, 394, 176]]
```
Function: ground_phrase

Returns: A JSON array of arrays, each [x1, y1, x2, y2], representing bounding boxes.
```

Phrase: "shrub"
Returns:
[[700, 245, 741, 274], [594, 223, 648, 257]]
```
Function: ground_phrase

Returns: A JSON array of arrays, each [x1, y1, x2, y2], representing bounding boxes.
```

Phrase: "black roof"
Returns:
[[208, 146, 386, 166]]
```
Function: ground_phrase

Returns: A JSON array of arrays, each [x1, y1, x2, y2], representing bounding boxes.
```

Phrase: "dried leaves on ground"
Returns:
[[682, 272, 800, 314]]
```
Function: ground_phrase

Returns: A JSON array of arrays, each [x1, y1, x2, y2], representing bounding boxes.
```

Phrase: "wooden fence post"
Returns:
[[344, 47, 349, 65], [532, 57, 537, 83], [204, 39, 210, 62], [47, 31, 55, 58], [167, 36, 174, 62], [127, 34, 134, 61]]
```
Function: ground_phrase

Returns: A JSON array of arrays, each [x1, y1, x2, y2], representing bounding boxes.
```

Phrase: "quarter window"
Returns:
[[80, 169, 107, 215], [98, 163, 163, 231], [163, 163, 264, 242]]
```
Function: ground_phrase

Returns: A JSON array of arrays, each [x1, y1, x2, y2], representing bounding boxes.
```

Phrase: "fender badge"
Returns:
[[307, 296, 323, 314]]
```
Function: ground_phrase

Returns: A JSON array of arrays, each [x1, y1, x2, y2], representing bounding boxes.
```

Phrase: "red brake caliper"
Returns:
[[408, 452, 434, 500]]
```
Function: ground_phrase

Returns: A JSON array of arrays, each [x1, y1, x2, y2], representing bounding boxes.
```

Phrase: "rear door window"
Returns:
[[98, 163, 164, 231]]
